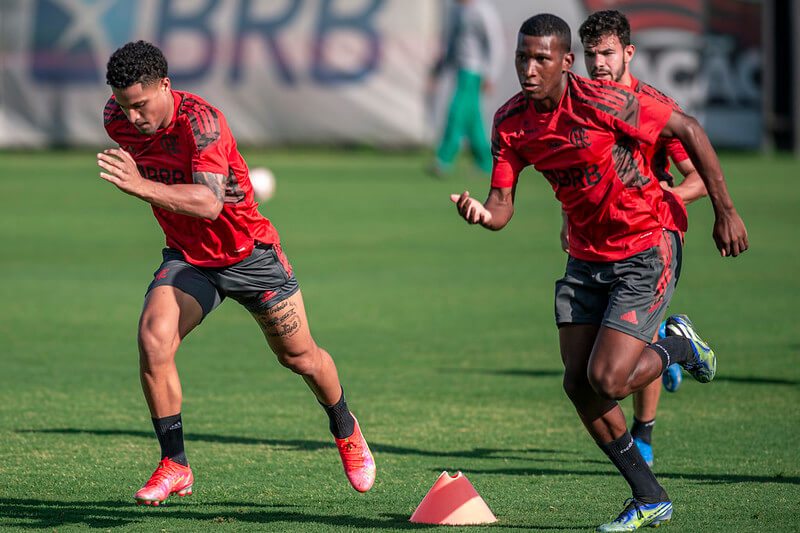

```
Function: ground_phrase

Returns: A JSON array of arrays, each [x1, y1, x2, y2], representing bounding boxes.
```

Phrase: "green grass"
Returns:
[[0, 149, 798, 532]]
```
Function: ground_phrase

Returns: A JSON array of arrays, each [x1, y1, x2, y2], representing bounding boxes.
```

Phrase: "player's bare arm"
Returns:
[[560, 209, 569, 253], [96, 147, 224, 220], [661, 158, 707, 204], [660, 110, 748, 257], [450, 186, 515, 230]]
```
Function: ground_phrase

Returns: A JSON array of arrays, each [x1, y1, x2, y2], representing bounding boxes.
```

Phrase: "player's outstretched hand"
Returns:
[[713, 209, 748, 257], [97, 148, 144, 196], [450, 191, 492, 226]]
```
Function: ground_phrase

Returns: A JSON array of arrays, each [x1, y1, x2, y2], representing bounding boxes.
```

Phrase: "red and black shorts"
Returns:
[[554, 230, 682, 342], [147, 243, 299, 319]]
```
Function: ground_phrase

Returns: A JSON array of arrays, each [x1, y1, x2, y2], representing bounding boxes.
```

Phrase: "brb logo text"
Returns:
[[31, 0, 385, 85]]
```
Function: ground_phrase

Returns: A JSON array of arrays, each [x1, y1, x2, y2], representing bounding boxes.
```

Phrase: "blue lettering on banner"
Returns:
[[28, 0, 385, 86], [312, 0, 384, 84], [31, 0, 137, 83], [156, 0, 218, 83], [231, 0, 304, 84]]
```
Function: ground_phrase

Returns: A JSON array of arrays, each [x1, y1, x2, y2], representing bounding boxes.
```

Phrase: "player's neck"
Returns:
[[532, 75, 567, 113], [619, 70, 633, 88]]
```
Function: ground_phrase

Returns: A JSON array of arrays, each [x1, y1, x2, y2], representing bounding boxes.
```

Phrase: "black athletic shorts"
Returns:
[[554, 230, 682, 342], [146, 242, 299, 319]]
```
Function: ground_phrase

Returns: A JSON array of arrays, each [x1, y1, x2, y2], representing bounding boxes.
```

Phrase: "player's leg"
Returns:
[[251, 289, 375, 492], [222, 243, 375, 492], [435, 69, 472, 171], [557, 247, 671, 531], [135, 252, 220, 505], [631, 328, 662, 467], [463, 72, 492, 173], [631, 380, 660, 467]]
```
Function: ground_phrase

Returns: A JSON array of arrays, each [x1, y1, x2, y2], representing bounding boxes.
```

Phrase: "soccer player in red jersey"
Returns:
[[558, 9, 710, 469], [450, 14, 747, 531], [97, 41, 375, 505]]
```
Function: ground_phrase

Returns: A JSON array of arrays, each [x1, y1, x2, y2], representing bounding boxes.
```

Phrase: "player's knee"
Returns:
[[587, 370, 626, 400], [276, 345, 318, 376], [137, 317, 179, 366]]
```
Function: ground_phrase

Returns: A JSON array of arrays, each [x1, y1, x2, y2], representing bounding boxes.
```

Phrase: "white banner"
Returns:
[[0, 0, 761, 148], [0, 0, 439, 147]]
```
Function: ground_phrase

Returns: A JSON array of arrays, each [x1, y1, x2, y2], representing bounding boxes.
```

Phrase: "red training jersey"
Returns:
[[104, 90, 279, 267], [631, 76, 690, 235], [491, 71, 684, 261]]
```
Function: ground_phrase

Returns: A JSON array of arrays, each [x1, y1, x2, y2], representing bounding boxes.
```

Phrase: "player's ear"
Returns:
[[625, 44, 635, 63], [563, 51, 574, 71], [160, 77, 171, 93]]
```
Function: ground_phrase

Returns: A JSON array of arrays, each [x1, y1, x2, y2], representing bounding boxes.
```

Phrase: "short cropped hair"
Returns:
[[579, 10, 631, 48], [519, 13, 571, 53], [106, 40, 168, 89]]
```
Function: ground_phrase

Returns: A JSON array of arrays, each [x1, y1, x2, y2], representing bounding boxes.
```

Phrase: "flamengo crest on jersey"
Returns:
[[104, 90, 279, 267], [490, 72, 685, 261]]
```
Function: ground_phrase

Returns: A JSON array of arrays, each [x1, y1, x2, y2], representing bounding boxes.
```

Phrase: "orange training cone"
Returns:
[[410, 471, 497, 525]]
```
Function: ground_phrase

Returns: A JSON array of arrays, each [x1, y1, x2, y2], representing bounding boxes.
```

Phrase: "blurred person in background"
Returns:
[[97, 40, 375, 506], [428, 0, 504, 177]]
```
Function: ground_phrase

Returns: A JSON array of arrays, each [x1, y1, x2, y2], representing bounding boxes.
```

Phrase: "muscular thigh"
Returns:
[[251, 290, 315, 356], [140, 285, 203, 341]]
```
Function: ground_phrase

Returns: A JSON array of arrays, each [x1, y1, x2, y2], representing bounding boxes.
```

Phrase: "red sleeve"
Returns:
[[184, 103, 230, 176], [666, 138, 689, 163], [605, 91, 673, 146], [489, 122, 527, 189]]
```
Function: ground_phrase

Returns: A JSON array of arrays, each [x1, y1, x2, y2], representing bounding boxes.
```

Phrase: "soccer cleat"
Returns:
[[662, 363, 683, 392], [665, 314, 716, 383], [134, 457, 193, 506], [634, 438, 654, 467], [334, 413, 376, 492], [597, 499, 673, 532]]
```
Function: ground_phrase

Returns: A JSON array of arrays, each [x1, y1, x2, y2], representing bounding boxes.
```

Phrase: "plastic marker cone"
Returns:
[[410, 471, 497, 525]]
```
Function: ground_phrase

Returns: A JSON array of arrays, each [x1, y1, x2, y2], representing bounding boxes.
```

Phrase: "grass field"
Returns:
[[0, 149, 798, 532]]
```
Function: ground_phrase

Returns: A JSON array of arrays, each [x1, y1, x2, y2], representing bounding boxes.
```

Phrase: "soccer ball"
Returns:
[[249, 167, 276, 201]]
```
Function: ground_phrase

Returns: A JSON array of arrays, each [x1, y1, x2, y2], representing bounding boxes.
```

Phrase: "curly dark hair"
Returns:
[[519, 13, 571, 53], [579, 10, 631, 48], [106, 40, 168, 88]]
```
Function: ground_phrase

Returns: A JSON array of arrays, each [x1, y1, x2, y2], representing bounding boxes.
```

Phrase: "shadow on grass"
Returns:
[[465, 467, 800, 485], [439, 367, 800, 386], [0, 498, 441, 530], [18, 428, 582, 462], [438, 368, 564, 378]]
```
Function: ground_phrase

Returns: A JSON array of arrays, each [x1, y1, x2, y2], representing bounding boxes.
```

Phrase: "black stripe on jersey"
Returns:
[[493, 94, 528, 129], [611, 137, 651, 188], [181, 96, 221, 151], [103, 98, 126, 126], [569, 74, 641, 127], [639, 83, 683, 112]]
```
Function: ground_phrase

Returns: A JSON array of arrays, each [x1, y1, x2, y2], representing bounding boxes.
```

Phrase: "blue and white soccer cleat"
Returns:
[[662, 363, 683, 392], [665, 314, 716, 383], [597, 499, 673, 532], [633, 438, 654, 467]]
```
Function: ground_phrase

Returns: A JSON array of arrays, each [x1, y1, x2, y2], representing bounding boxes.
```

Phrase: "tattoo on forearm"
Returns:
[[193, 171, 225, 202], [253, 300, 301, 338]]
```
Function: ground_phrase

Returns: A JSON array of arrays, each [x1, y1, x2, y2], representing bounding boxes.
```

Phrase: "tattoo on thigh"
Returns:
[[253, 300, 301, 338]]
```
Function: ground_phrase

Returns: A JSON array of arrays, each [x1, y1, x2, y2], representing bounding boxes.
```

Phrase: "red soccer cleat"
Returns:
[[334, 413, 376, 492], [134, 457, 193, 506]]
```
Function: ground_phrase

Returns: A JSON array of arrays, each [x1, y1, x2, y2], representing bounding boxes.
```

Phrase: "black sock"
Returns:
[[647, 336, 693, 372], [320, 388, 355, 439], [598, 431, 667, 503], [152, 413, 187, 466], [631, 418, 655, 445]]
